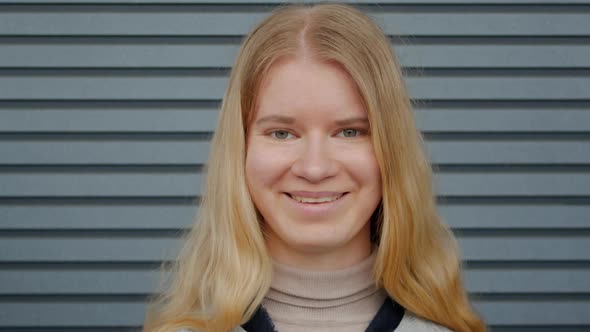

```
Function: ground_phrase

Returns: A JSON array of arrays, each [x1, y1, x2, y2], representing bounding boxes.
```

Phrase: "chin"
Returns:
[[288, 227, 366, 253], [293, 237, 347, 252]]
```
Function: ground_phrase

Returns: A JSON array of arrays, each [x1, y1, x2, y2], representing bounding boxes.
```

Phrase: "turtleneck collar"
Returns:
[[262, 250, 387, 330], [267, 250, 379, 307]]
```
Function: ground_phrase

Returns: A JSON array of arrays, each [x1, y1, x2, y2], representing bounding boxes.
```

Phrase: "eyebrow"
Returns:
[[255, 115, 369, 126], [255, 115, 296, 125], [334, 117, 370, 126]]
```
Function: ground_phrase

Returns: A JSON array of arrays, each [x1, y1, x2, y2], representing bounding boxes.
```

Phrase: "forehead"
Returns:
[[253, 57, 367, 120]]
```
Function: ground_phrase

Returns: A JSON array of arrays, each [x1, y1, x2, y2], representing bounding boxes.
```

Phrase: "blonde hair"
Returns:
[[144, 4, 486, 332]]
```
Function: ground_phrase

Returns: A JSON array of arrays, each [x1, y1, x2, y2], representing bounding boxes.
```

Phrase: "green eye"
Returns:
[[271, 130, 293, 140]]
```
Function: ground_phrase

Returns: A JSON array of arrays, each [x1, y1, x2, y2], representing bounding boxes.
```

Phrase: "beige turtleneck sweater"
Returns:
[[261, 251, 388, 332], [175, 251, 452, 332]]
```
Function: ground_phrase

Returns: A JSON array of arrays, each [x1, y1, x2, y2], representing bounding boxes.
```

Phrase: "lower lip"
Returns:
[[283, 193, 349, 217]]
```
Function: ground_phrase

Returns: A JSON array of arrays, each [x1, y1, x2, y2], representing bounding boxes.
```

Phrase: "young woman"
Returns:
[[144, 4, 486, 332]]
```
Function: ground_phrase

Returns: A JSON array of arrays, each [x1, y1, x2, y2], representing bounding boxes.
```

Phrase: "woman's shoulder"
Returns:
[[397, 310, 453, 332]]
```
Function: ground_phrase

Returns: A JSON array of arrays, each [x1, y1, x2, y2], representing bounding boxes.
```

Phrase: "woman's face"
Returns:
[[245, 57, 382, 269]]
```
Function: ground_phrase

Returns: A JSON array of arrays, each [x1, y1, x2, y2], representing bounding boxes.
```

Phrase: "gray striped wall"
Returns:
[[0, 0, 589, 331]]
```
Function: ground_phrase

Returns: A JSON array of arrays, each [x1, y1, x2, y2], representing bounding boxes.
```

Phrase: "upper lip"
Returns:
[[286, 191, 347, 198]]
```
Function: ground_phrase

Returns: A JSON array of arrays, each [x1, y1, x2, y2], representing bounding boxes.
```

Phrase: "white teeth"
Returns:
[[290, 194, 343, 203]]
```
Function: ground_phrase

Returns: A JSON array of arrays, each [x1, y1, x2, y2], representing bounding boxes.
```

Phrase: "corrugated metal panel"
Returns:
[[0, 1, 588, 331]]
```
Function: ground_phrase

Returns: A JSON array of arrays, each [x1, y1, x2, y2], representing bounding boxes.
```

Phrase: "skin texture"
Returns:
[[245, 57, 382, 270]]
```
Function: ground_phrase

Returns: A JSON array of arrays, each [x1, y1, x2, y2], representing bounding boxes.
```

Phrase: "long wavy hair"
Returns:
[[144, 4, 486, 332]]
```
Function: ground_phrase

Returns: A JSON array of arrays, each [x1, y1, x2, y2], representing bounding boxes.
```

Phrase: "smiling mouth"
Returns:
[[285, 193, 347, 204]]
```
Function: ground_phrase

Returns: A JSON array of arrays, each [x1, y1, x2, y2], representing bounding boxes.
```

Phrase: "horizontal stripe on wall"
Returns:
[[1, 12, 588, 36], [1, 140, 589, 164], [2, 76, 590, 100], [2, 44, 590, 68], [1, 236, 589, 262], [1, 204, 589, 230], [0, 299, 588, 326], [1, 173, 589, 196], [2, 267, 589, 294], [1, 108, 589, 132]]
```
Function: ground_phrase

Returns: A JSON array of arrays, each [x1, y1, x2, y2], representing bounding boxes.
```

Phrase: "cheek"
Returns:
[[245, 141, 291, 192], [343, 146, 382, 189]]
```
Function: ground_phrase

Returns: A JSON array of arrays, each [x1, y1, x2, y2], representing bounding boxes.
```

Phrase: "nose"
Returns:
[[291, 134, 339, 183]]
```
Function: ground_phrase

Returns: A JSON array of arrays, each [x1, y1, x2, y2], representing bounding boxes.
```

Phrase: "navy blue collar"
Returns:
[[242, 297, 405, 332]]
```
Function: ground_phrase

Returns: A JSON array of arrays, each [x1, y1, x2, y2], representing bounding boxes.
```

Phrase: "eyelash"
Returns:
[[267, 128, 367, 140]]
